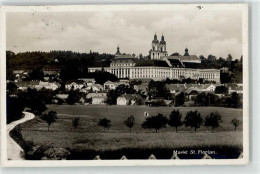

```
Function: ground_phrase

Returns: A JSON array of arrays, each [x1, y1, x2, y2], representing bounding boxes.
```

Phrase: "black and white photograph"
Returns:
[[0, 4, 249, 167]]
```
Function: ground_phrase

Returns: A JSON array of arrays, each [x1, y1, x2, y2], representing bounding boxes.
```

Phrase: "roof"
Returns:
[[78, 78, 95, 82], [166, 84, 183, 92], [92, 96, 107, 99], [55, 94, 69, 99], [185, 87, 201, 94], [42, 65, 61, 71], [91, 84, 103, 89], [65, 80, 85, 85], [225, 84, 243, 91], [112, 57, 136, 63], [166, 55, 201, 63], [135, 60, 169, 67], [104, 80, 115, 85], [168, 59, 184, 68], [15, 81, 40, 87]]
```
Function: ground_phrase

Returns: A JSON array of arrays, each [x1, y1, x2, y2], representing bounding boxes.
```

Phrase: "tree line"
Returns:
[[95, 110, 241, 133]]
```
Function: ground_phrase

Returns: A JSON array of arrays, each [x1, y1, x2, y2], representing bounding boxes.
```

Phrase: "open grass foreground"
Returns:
[[19, 105, 243, 159]]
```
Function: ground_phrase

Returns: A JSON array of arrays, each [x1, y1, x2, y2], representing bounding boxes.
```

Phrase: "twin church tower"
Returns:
[[149, 33, 168, 59]]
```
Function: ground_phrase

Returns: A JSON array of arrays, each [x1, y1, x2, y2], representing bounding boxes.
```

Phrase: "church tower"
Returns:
[[149, 33, 168, 59], [115, 45, 122, 57], [184, 47, 189, 56]]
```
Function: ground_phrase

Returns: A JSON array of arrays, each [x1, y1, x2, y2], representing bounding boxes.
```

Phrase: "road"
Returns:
[[7, 112, 35, 160]]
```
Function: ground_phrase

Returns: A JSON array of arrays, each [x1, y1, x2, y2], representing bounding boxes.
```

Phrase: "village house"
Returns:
[[200, 84, 217, 92], [104, 80, 117, 90], [226, 84, 243, 94], [15, 80, 60, 91], [52, 94, 69, 104], [78, 78, 96, 86], [65, 80, 85, 90], [86, 92, 107, 99], [117, 94, 133, 105], [92, 96, 107, 105], [166, 84, 185, 94], [133, 84, 148, 94], [87, 84, 104, 92]]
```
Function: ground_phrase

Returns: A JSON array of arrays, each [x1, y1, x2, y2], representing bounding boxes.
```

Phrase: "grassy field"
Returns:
[[19, 105, 243, 159]]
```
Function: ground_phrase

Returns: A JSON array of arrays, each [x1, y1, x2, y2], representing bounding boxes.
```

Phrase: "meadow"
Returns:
[[19, 105, 243, 159]]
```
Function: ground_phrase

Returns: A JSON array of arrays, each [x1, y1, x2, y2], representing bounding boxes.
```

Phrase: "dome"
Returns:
[[152, 40, 159, 44], [159, 40, 166, 45]]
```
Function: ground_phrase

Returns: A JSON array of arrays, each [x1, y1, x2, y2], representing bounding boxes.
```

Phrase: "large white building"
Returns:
[[88, 34, 220, 83]]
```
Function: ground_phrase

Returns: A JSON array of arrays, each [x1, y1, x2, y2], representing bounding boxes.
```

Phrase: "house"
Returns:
[[104, 80, 118, 90], [185, 87, 201, 100], [201, 84, 216, 92], [130, 94, 144, 105], [166, 84, 184, 94], [52, 94, 69, 104], [225, 84, 243, 94], [65, 80, 85, 90], [164, 100, 174, 107], [86, 92, 107, 99], [79, 97, 86, 103], [92, 96, 107, 105], [88, 84, 104, 92], [15, 81, 40, 91], [41, 65, 61, 76], [133, 84, 147, 94], [78, 78, 96, 86], [117, 94, 133, 105]]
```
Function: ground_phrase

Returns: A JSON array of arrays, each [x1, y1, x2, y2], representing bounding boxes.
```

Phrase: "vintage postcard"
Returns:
[[0, 4, 249, 167]]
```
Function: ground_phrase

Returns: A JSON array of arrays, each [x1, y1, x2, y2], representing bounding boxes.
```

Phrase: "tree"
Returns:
[[215, 86, 228, 94], [72, 117, 80, 130], [168, 110, 183, 132], [6, 96, 25, 124], [41, 111, 58, 131], [230, 118, 241, 131], [29, 97, 47, 115], [27, 68, 44, 81], [66, 90, 81, 105], [97, 118, 111, 131], [204, 112, 223, 132], [171, 52, 180, 56], [175, 92, 185, 106], [7, 82, 17, 94], [227, 54, 233, 62], [141, 113, 168, 133], [184, 110, 203, 132], [124, 115, 135, 132]]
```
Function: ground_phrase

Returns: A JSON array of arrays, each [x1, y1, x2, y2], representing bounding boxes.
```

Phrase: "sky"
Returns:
[[6, 7, 243, 59]]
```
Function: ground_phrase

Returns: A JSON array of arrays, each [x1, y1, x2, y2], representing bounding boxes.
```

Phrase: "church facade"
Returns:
[[88, 34, 221, 83]]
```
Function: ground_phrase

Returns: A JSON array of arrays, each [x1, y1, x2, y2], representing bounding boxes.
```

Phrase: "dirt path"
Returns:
[[7, 112, 35, 160]]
